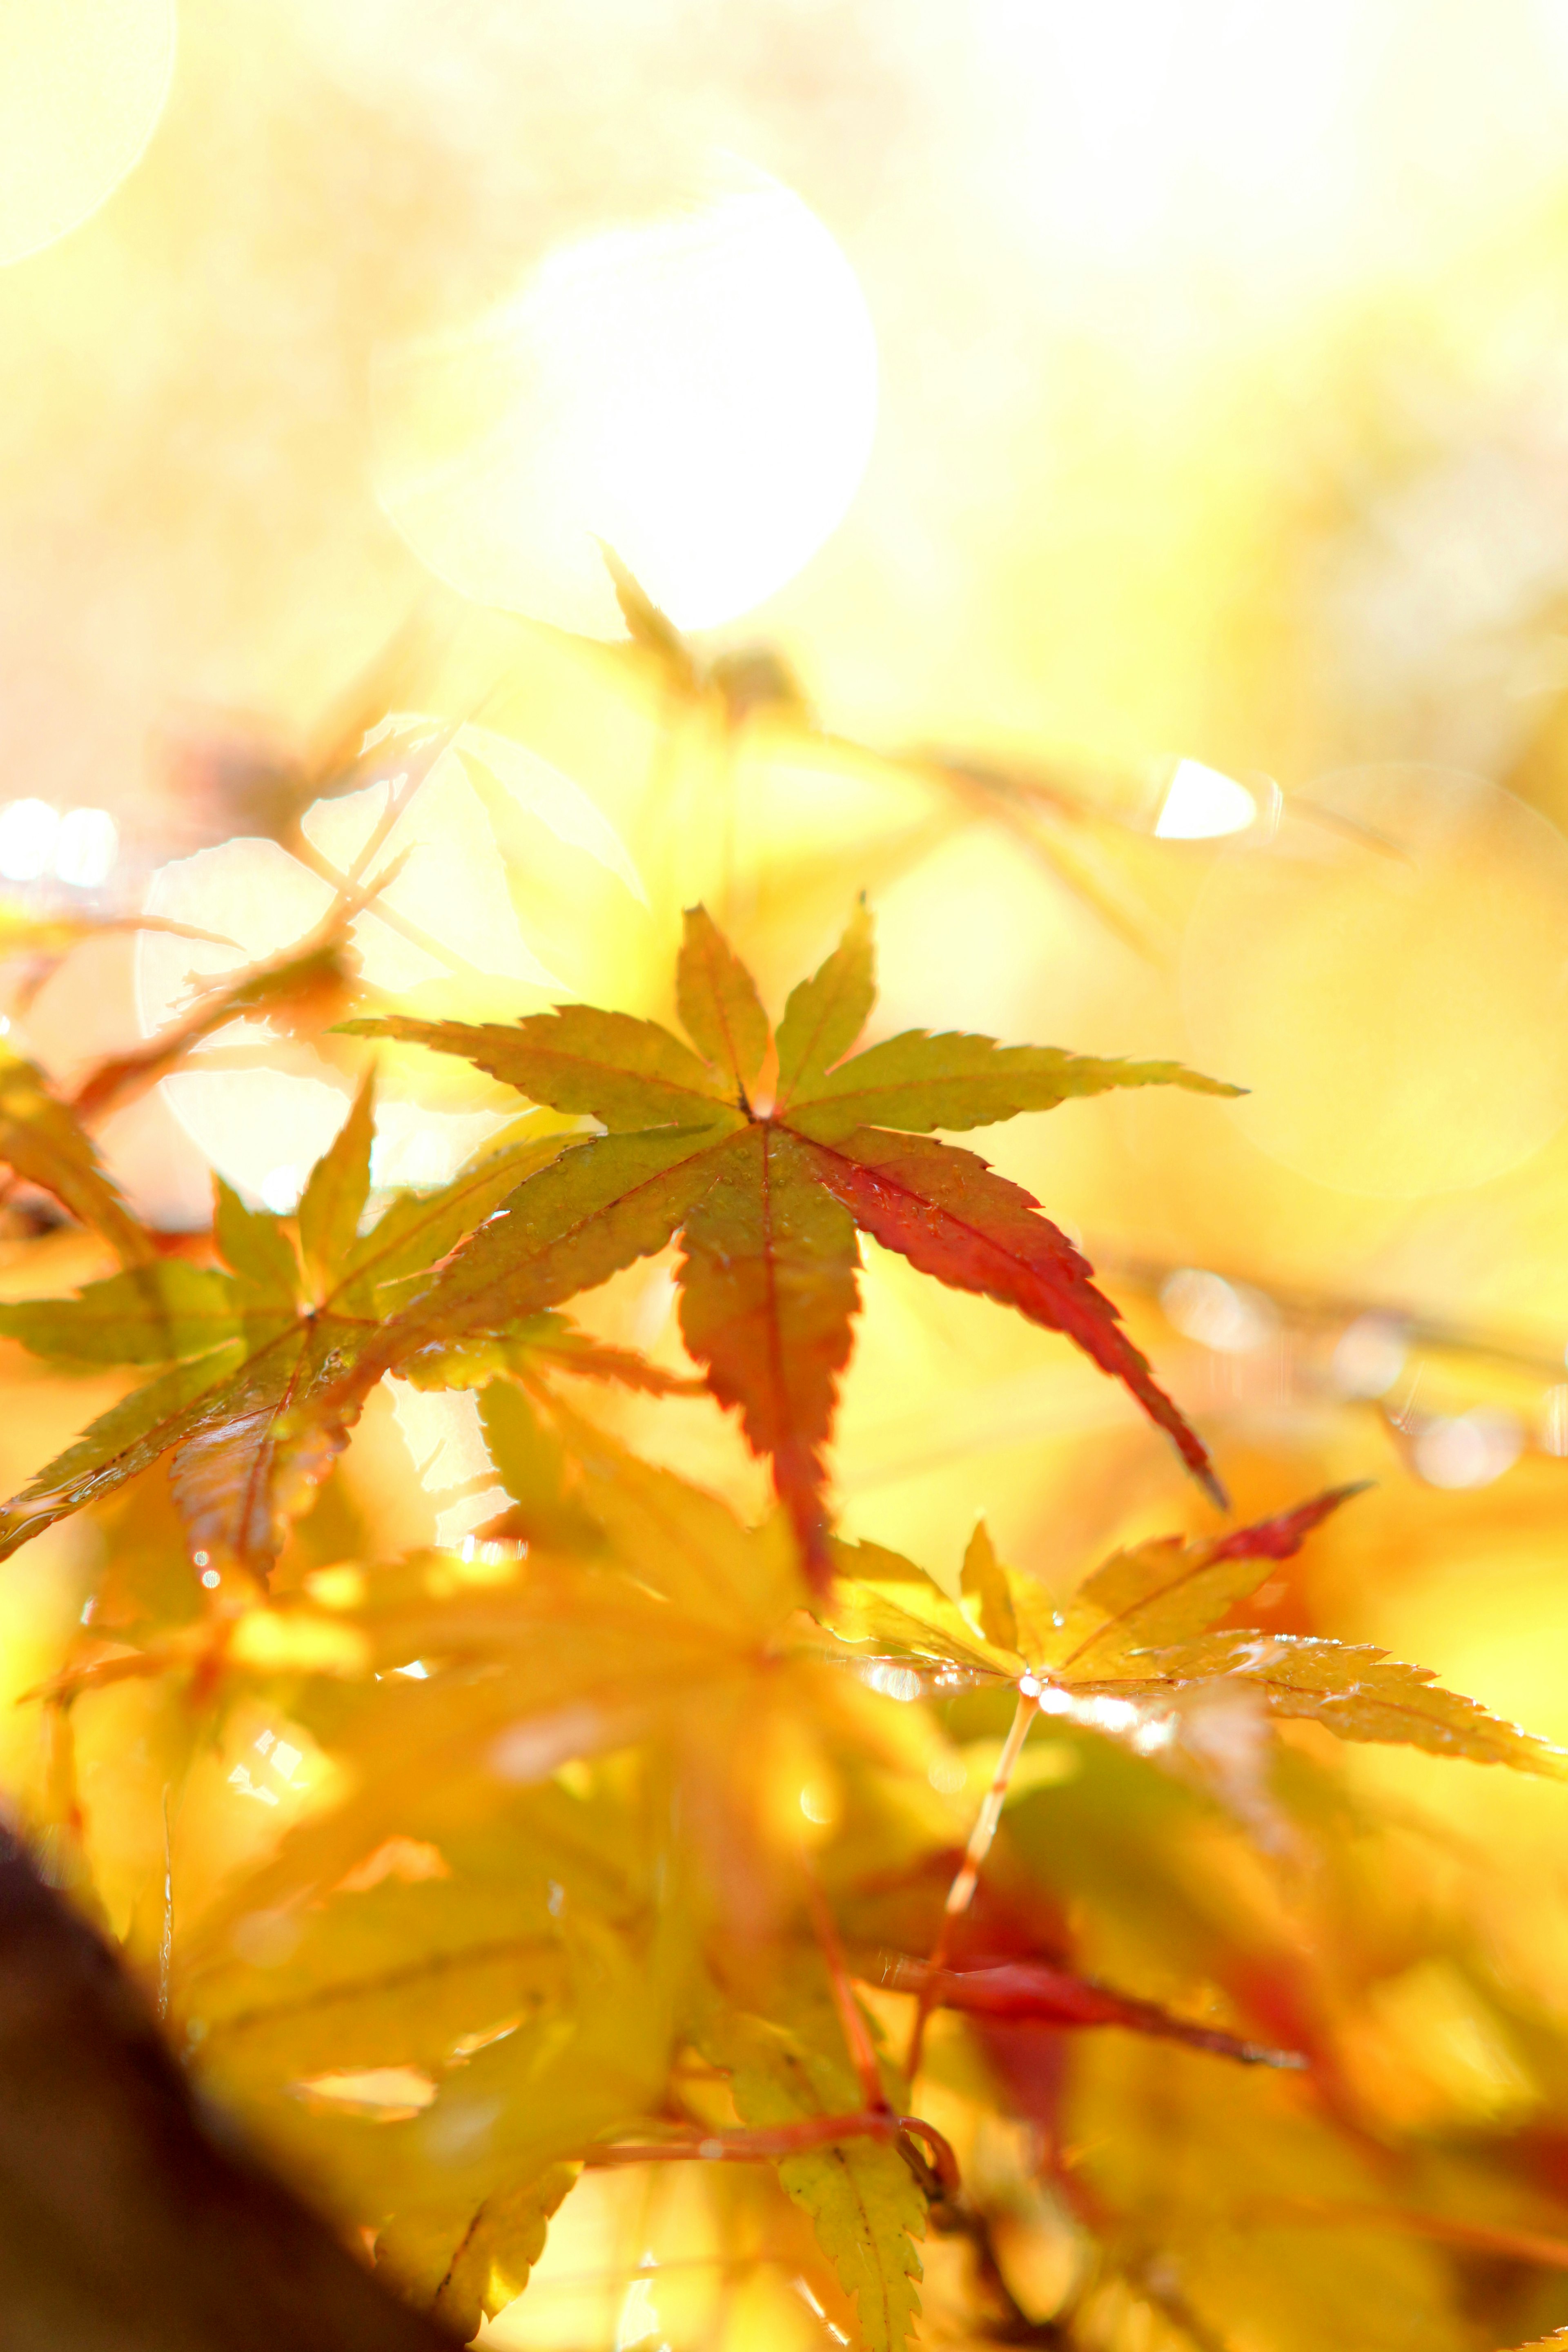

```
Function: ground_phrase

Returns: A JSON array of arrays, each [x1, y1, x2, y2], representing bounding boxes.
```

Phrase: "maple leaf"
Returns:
[[345, 901, 1236, 1583], [700, 2004, 926, 2352], [0, 1082, 577, 1579], [374, 2164, 578, 2339], [830, 1489, 1568, 1779], [0, 1052, 151, 1264]]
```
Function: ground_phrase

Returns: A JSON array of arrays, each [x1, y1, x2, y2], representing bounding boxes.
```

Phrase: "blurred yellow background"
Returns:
[[12, 4, 1568, 2342]]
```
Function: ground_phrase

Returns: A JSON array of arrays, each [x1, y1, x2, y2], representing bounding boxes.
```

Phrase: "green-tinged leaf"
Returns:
[[774, 899, 874, 1109], [1084, 1633, 1568, 1775], [0, 1263, 239, 1366], [378, 1128, 733, 1364], [788, 1030, 1241, 1143], [959, 1521, 1018, 1651], [376, 2165, 578, 2338], [214, 1176, 300, 1298], [0, 1347, 243, 1561], [677, 1123, 859, 1587], [0, 1054, 151, 1263], [342, 1007, 735, 1131], [337, 1126, 570, 1293], [1046, 1486, 1367, 1677], [677, 904, 770, 1097], [297, 1068, 376, 1295], [710, 2009, 924, 2352]]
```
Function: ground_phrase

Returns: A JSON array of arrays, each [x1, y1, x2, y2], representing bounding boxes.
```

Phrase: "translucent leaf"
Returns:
[[1047, 1486, 1366, 1676], [678, 1124, 859, 1586], [0, 1053, 150, 1264], [676, 903, 770, 1098], [787, 1030, 1242, 1143], [375, 2163, 578, 2338], [959, 1521, 1018, 1652], [0, 1263, 239, 1366], [710, 2008, 924, 2352], [297, 1067, 376, 1295], [214, 1176, 300, 1299], [773, 899, 875, 1110], [343, 1007, 737, 1132], [1083, 1633, 1568, 1775]]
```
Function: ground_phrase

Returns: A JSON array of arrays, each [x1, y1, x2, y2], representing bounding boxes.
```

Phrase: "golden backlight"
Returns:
[[0, 0, 174, 266], [371, 162, 878, 635]]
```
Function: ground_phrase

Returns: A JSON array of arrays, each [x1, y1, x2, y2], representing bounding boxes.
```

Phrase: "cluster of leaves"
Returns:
[[2, 851, 1568, 2352]]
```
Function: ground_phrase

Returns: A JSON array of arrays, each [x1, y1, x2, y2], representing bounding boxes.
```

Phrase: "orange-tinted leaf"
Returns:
[[677, 1124, 859, 1586], [676, 904, 769, 1098], [1049, 1485, 1367, 1675], [72, 938, 359, 1124], [0, 1055, 151, 1264]]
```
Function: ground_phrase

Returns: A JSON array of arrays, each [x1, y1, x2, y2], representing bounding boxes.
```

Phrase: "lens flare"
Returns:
[[371, 160, 878, 635], [0, 0, 175, 267]]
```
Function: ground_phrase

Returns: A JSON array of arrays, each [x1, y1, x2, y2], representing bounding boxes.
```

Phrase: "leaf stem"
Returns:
[[907, 1683, 1040, 2079], [801, 1854, 889, 2114]]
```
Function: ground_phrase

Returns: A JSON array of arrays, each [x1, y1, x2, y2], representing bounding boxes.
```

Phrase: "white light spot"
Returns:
[[371, 158, 879, 635], [1154, 760, 1256, 840], [698, 2138, 726, 2160], [199, 1567, 220, 1589], [227, 1764, 279, 1806], [860, 1661, 921, 1702], [192, 1550, 209, 1568], [253, 1730, 275, 1754], [393, 1659, 429, 1680], [1332, 1314, 1408, 1399], [1160, 1267, 1276, 1353], [616, 2276, 662, 2352], [489, 1702, 604, 1786], [799, 1784, 833, 1825], [546, 1878, 564, 1917], [258, 1165, 302, 1215], [0, 800, 59, 882], [1414, 1409, 1523, 1490], [53, 807, 118, 888], [1542, 1384, 1568, 1457], [269, 1740, 303, 1781]]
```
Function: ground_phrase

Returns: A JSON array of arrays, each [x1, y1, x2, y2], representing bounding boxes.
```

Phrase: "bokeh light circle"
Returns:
[[1180, 765, 1568, 1197], [370, 160, 878, 636], [0, 0, 176, 267]]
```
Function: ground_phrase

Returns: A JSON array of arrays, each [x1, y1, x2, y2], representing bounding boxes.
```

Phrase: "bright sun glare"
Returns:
[[370, 159, 879, 636], [0, 0, 175, 267]]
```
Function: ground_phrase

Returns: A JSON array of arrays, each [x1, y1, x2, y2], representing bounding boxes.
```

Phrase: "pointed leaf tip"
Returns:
[[677, 905, 770, 1098]]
